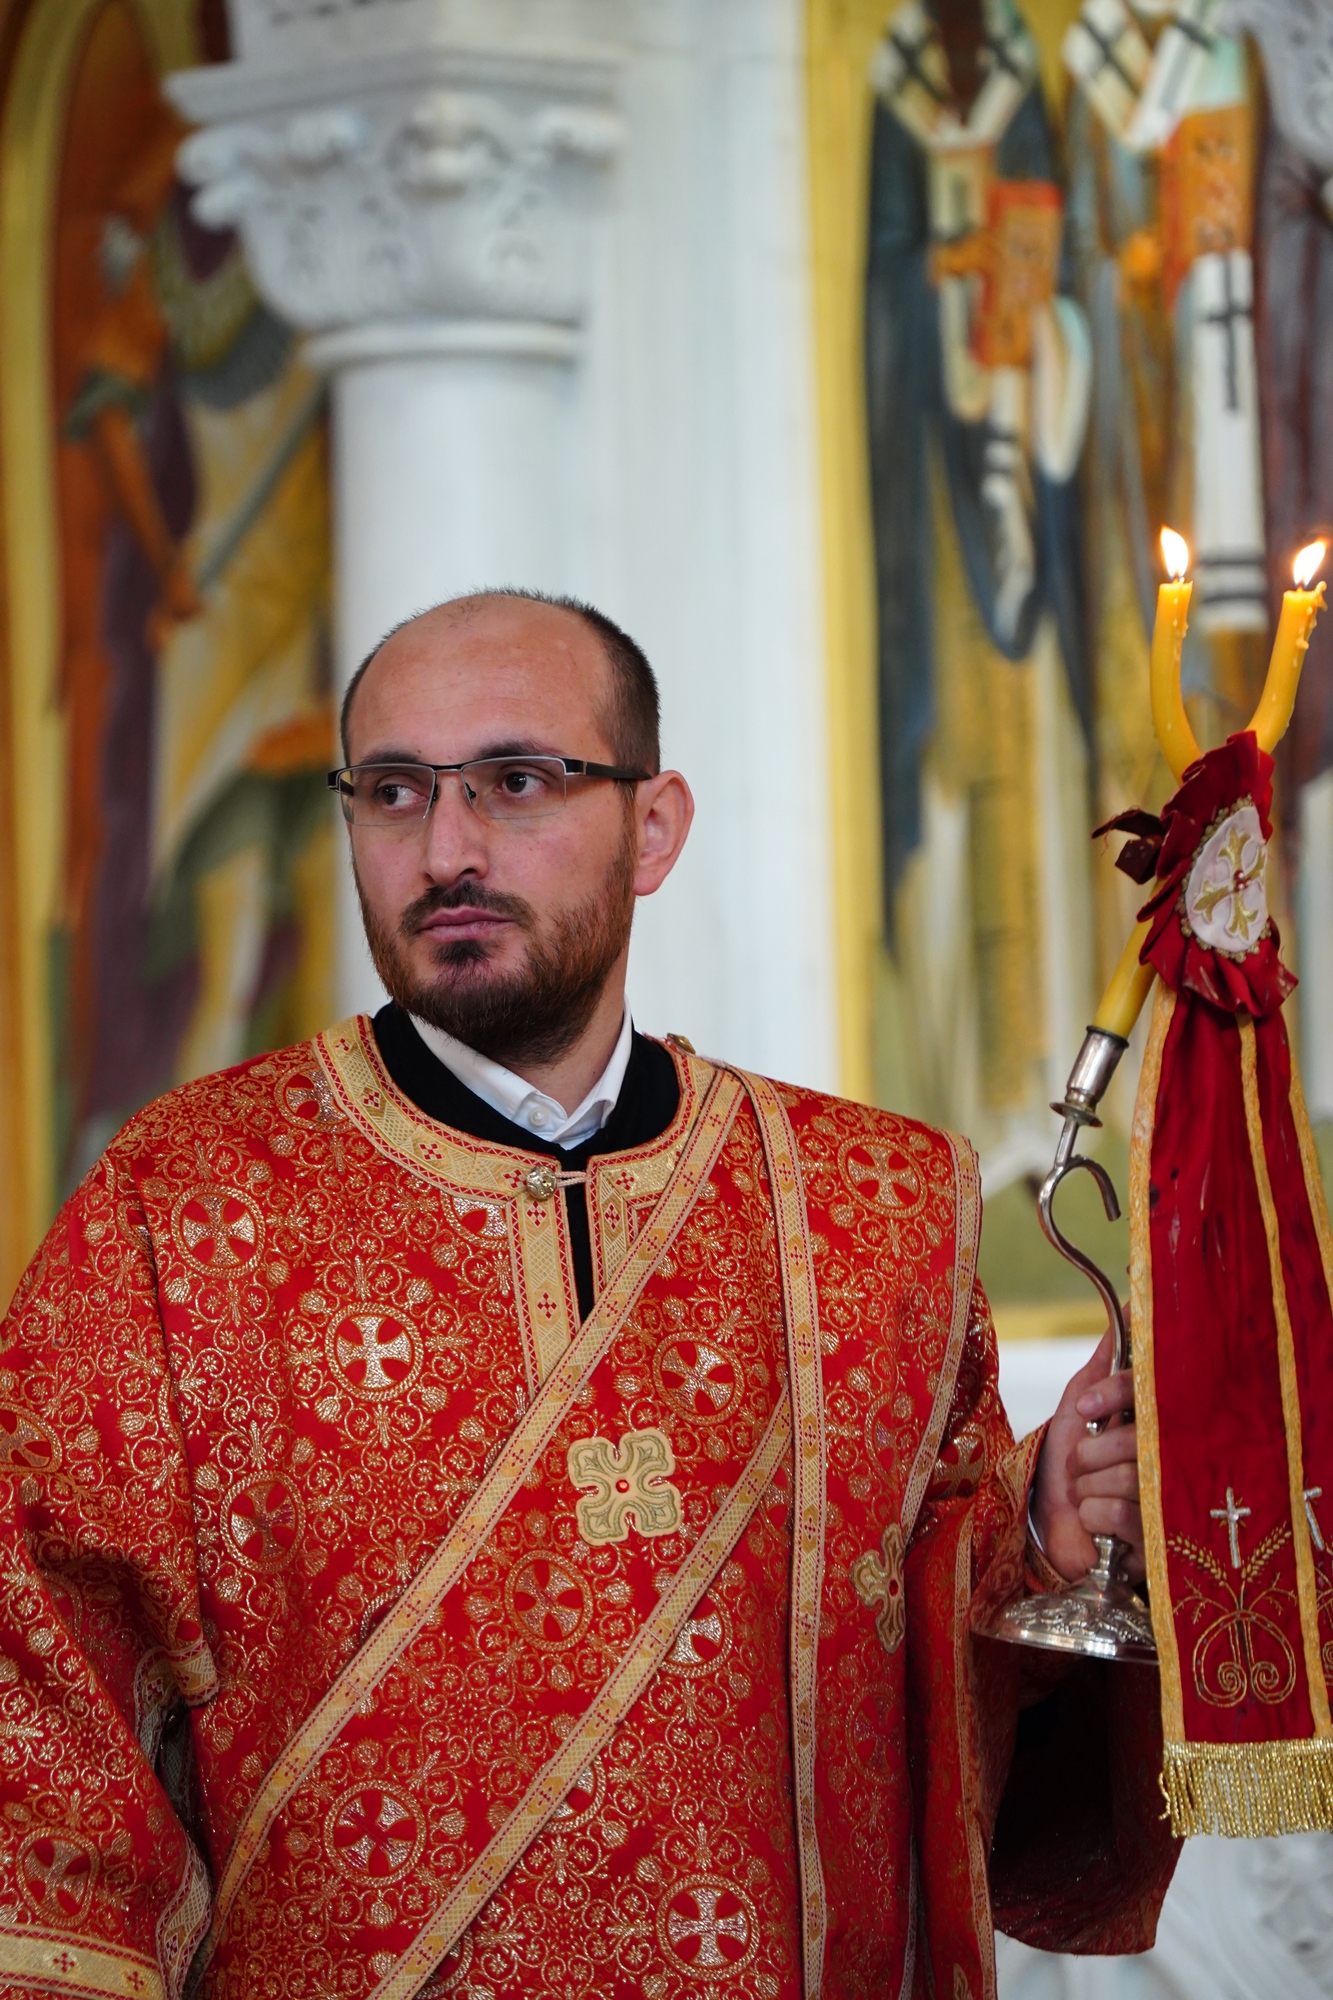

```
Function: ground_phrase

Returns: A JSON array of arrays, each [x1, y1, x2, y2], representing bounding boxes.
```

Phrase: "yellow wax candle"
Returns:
[[1150, 527, 1201, 782], [1088, 528, 1197, 1040], [1091, 918, 1156, 1040], [1249, 541, 1328, 753]]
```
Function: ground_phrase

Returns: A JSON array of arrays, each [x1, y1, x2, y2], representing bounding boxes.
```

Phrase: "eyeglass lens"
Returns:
[[338, 758, 570, 829]]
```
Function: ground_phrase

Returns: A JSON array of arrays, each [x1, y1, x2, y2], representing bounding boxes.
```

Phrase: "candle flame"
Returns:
[[1293, 541, 1327, 590], [1160, 527, 1189, 581]]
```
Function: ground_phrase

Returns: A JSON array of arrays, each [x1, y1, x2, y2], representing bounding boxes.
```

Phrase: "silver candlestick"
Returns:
[[988, 1027, 1158, 1663]]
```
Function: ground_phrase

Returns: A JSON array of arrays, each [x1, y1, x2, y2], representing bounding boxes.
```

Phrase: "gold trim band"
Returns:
[[1238, 1015, 1332, 1736], [733, 1069, 829, 1999], [900, 1128, 982, 1543], [1128, 984, 1185, 1739], [371, 1396, 795, 2000], [0, 1928, 162, 2000], [211, 1056, 743, 1935]]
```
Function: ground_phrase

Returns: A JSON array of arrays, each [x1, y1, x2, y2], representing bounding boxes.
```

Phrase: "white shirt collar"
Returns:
[[409, 1006, 634, 1150]]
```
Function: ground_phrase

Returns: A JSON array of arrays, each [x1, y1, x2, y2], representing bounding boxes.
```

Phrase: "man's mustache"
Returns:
[[400, 882, 534, 935]]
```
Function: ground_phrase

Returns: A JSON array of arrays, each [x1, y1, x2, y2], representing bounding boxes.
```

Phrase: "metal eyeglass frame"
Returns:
[[327, 755, 650, 826]]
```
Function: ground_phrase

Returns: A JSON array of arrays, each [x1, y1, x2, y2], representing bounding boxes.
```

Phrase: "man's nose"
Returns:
[[420, 771, 491, 881]]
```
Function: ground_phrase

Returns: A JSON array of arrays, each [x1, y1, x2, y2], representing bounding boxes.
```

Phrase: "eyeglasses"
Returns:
[[327, 755, 649, 830]]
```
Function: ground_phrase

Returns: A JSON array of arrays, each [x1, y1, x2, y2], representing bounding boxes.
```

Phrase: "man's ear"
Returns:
[[632, 772, 694, 897]]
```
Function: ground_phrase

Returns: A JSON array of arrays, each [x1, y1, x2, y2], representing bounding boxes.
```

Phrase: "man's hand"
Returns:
[[1031, 1329, 1144, 1584]]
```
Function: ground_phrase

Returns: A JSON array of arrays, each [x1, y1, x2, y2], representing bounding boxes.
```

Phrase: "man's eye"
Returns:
[[373, 776, 427, 811], [498, 765, 549, 795]]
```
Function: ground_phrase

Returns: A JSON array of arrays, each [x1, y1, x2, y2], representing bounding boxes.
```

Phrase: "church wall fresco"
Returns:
[[809, 0, 1333, 1332], [0, 0, 334, 1297]]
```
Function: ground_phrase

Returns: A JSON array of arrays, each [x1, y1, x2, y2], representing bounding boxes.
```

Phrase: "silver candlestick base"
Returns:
[[988, 1026, 1158, 1665], [990, 1533, 1157, 1662]]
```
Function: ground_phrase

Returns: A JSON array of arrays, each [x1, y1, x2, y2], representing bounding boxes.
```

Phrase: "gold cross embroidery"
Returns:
[[567, 1428, 685, 1546], [1192, 825, 1264, 941], [851, 1520, 906, 1656]]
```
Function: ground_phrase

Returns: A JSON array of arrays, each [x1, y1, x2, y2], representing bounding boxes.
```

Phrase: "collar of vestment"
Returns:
[[371, 1002, 679, 1170], [408, 1005, 634, 1149]]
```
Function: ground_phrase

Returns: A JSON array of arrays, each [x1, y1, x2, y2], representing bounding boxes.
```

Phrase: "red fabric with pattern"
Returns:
[[0, 1034, 1175, 2000]]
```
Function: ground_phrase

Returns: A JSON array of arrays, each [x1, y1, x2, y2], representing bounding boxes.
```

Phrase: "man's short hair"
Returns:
[[339, 589, 661, 776]]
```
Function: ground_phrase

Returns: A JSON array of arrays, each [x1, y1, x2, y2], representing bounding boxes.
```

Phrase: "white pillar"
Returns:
[[167, 13, 621, 1017]]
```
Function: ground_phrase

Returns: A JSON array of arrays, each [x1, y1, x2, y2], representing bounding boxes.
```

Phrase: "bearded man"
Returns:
[[0, 593, 1174, 2000]]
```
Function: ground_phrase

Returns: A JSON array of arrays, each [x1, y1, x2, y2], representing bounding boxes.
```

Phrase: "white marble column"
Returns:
[[167, 7, 622, 1015]]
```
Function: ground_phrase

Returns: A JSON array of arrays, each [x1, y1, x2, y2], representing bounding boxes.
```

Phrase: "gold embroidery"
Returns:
[[210, 1059, 742, 1940], [567, 1429, 685, 1545], [504, 1551, 594, 1649], [851, 1521, 906, 1656], [0, 1929, 163, 1999], [370, 1397, 793, 2000], [732, 1067, 829, 2000], [1169, 1521, 1298, 1708]]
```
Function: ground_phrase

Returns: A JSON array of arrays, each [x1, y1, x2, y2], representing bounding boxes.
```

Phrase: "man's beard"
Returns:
[[358, 830, 637, 1070]]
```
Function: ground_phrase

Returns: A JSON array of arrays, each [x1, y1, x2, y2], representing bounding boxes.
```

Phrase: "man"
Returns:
[[0, 593, 1173, 2000]]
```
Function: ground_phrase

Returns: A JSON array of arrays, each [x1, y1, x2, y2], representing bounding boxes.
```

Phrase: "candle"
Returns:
[[1249, 541, 1328, 753], [1090, 529, 1197, 1039], [1150, 527, 1201, 783], [1091, 918, 1156, 1040]]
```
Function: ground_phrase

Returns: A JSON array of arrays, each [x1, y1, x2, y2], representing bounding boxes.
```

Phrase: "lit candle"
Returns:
[[1248, 541, 1328, 753], [1090, 530, 1198, 1040], [1150, 527, 1201, 784]]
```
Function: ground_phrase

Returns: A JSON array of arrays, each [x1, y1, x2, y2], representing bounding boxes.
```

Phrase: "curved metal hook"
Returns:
[[1037, 1113, 1128, 1377]]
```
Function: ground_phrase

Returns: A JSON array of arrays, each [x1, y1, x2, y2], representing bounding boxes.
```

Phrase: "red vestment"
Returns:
[[0, 1021, 1175, 2000]]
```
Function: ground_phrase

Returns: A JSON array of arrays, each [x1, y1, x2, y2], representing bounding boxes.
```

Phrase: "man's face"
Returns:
[[345, 598, 683, 1067]]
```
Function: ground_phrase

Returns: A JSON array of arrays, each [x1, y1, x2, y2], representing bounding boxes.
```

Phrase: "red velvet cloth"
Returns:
[[1102, 737, 1333, 1806], [1098, 732, 1296, 1016]]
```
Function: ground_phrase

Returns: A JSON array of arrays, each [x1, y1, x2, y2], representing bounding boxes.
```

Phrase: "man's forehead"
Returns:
[[350, 596, 613, 750]]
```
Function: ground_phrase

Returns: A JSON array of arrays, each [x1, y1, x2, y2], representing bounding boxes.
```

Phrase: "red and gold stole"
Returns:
[[1114, 735, 1333, 1833], [201, 1037, 814, 2000]]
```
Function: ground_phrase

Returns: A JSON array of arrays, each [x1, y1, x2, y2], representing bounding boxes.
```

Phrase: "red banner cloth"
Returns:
[[1105, 734, 1333, 1834]]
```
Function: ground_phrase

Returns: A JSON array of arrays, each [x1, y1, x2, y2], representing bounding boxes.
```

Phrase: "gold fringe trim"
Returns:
[[1161, 1739, 1333, 1839]]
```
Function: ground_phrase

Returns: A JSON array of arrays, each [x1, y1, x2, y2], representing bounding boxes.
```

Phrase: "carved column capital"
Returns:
[[166, 27, 622, 340]]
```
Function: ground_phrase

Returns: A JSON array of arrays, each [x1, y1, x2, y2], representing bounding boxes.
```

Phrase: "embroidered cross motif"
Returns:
[[1210, 1486, 1251, 1569], [567, 1429, 684, 1545], [335, 1314, 413, 1393], [1192, 824, 1263, 935], [1185, 804, 1268, 953], [851, 1520, 907, 1655], [666, 1884, 751, 1968], [670, 1607, 724, 1668]]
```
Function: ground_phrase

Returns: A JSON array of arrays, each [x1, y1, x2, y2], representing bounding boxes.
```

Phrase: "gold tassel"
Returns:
[[1161, 1740, 1333, 1838]]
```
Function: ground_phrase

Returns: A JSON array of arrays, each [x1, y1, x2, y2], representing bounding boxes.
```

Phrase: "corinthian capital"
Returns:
[[166, 19, 622, 334]]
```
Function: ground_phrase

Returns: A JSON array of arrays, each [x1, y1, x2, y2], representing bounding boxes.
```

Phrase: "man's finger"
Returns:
[[1072, 1424, 1137, 1474], [1076, 1366, 1134, 1422], [1073, 1461, 1139, 1503], [1078, 1495, 1143, 1549]]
